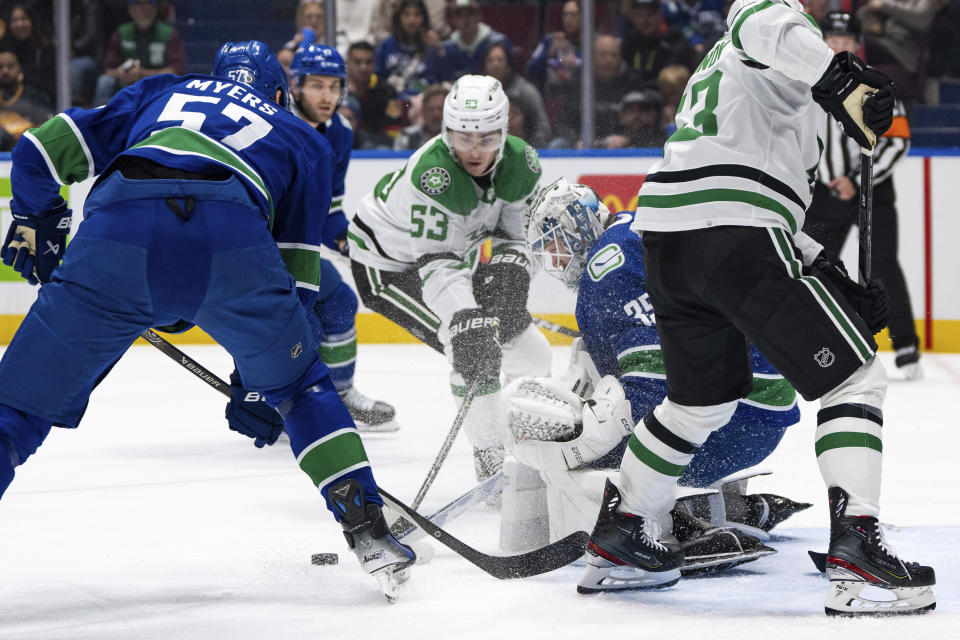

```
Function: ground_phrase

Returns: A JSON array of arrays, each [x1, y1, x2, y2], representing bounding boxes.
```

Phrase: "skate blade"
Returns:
[[681, 546, 776, 576], [374, 564, 412, 604], [577, 556, 681, 594], [825, 580, 936, 616], [355, 419, 401, 433]]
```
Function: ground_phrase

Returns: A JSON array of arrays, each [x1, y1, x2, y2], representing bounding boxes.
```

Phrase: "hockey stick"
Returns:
[[410, 378, 481, 510], [393, 471, 505, 542], [532, 316, 580, 338], [141, 329, 230, 396], [858, 148, 875, 285], [380, 487, 589, 579]]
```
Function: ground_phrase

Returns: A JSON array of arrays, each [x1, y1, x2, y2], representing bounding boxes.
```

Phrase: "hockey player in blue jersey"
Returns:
[[289, 40, 399, 432], [500, 179, 810, 579], [0, 40, 413, 600]]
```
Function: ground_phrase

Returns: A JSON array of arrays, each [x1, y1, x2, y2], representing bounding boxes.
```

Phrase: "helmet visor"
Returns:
[[448, 129, 502, 153]]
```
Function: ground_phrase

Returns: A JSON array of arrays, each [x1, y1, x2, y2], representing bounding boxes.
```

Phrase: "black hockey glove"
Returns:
[[474, 249, 533, 343], [225, 371, 284, 448], [2, 202, 72, 285], [449, 308, 501, 384], [810, 252, 890, 334], [811, 52, 895, 150]]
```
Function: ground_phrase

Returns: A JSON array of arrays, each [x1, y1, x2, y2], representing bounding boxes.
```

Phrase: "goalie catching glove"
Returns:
[[1, 202, 72, 285], [502, 375, 635, 471], [811, 51, 895, 150]]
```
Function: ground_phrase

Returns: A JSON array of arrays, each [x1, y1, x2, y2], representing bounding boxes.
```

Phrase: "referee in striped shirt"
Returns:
[[803, 11, 922, 380]]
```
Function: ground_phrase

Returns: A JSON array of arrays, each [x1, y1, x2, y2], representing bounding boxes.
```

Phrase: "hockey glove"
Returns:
[[811, 252, 890, 334], [225, 371, 284, 448], [474, 249, 533, 343], [811, 52, 895, 150], [2, 202, 72, 285], [449, 308, 501, 384]]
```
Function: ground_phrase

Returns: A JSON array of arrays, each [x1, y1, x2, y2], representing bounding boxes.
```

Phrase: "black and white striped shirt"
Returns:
[[816, 98, 910, 187]]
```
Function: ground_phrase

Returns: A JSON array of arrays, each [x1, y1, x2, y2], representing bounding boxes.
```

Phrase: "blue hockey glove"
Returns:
[[225, 371, 284, 447], [2, 202, 72, 285]]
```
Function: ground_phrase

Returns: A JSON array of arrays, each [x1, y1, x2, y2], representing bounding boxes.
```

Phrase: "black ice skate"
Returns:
[[339, 387, 400, 433], [823, 487, 936, 616], [670, 509, 775, 576], [577, 479, 683, 594], [330, 478, 416, 603]]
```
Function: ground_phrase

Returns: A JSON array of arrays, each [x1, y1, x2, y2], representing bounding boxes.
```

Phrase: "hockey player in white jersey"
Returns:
[[578, 0, 936, 615], [347, 75, 551, 480]]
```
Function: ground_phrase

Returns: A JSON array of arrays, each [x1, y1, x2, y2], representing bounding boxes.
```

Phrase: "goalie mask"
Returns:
[[525, 178, 610, 289]]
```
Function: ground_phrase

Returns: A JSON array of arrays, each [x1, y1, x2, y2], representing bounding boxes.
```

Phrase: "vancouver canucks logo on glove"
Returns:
[[420, 167, 451, 195]]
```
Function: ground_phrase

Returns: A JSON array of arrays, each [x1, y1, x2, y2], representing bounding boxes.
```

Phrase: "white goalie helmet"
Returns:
[[442, 74, 510, 165], [525, 178, 611, 289]]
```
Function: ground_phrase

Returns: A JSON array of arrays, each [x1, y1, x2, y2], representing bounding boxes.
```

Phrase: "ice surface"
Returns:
[[1, 345, 957, 639]]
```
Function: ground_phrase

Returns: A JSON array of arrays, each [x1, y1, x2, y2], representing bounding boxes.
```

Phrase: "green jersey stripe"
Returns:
[[815, 431, 883, 456], [745, 376, 797, 408], [347, 230, 369, 250], [451, 379, 501, 397], [366, 266, 441, 331], [24, 113, 94, 185], [297, 430, 369, 487], [801, 276, 874, 361], [731, 1, 777, 51], [131, 127, 273, 221], [627, 434, 687, 477], [618, 348, 665, 376], [636, 187, 798, 233], [770, 228, 802, 278], [319, 340, 357, 366], [279, 246, 322, 289]]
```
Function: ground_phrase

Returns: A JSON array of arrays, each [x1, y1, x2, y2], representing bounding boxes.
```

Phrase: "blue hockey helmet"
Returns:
[[211, 40, 290, 109], [290, 43, 347, 87]]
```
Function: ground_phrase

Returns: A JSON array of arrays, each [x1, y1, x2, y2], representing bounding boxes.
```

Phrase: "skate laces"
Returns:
[[643, 517, 668, 552]]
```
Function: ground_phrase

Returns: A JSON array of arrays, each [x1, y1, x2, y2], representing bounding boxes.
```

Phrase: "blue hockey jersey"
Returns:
[[11, 73, 335, 308], [577, 210, 800, 428], [316, 111, 353, 247]]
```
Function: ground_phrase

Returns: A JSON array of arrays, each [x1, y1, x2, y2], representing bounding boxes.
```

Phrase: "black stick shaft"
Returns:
[[859, 150, 874, 284], [532, 316, 581, 338], [140, 329, 230, 397]]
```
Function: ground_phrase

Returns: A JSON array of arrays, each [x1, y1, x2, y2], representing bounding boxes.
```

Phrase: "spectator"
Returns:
[[661, 0, 727, 61], [553, 34, 641, 147], [445, 0, 512, 75], [657, 63, 689, 138], [0, 4, 55, 102], [370, 0, 451, 43], [603, 89, 665, 148], [0, 45, 52, 150], [94, 0, 185, 106], [924, 0, 960, 103], [526, 0, 583, 94], [620, 0, 694, 88], [70, 0, 104, 107], [279, 1, 327, 72], [858, 0, 938, 108], [375, 0, 454, 99], [393, 82, 447, 150], [346, 41, 404, 147], [482, 42, 550, 147]]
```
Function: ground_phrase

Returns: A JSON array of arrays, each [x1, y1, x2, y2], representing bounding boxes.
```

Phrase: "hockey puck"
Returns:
[[311, 553, 339, 566]]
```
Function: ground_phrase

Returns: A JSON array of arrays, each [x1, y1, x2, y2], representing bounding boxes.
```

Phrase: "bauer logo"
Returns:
[[814, 347, 835, 368], [420, 167, 451, 195]]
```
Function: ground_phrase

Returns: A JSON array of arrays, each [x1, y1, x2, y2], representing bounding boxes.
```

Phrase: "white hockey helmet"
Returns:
[[442, 74, 510, 165], [525, 178, 610, 289]]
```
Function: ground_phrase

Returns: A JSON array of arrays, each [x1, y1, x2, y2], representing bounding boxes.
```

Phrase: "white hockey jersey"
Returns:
[[348, 135, 543, 326], [632, 0, 834, 236]]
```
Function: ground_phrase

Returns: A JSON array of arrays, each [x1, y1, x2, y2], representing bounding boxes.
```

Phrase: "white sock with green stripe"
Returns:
[[618, 399, 737, 516], [815, 403, 883, 517], [816, 357, 886, 517]]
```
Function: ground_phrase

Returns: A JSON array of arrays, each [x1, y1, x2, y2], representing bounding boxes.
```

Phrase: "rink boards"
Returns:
[[1, 149, 958, 351]]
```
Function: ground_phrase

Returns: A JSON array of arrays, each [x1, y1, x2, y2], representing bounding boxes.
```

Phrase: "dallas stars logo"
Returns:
[[420, 167, 451, 195]]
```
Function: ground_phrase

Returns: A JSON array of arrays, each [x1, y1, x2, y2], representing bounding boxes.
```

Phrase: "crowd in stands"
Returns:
[[0, 0, 955, 151]]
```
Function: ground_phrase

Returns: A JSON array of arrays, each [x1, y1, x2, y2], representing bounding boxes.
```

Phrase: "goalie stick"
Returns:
[[532, 316, 580, 339], [380, 487, 589, 579]]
